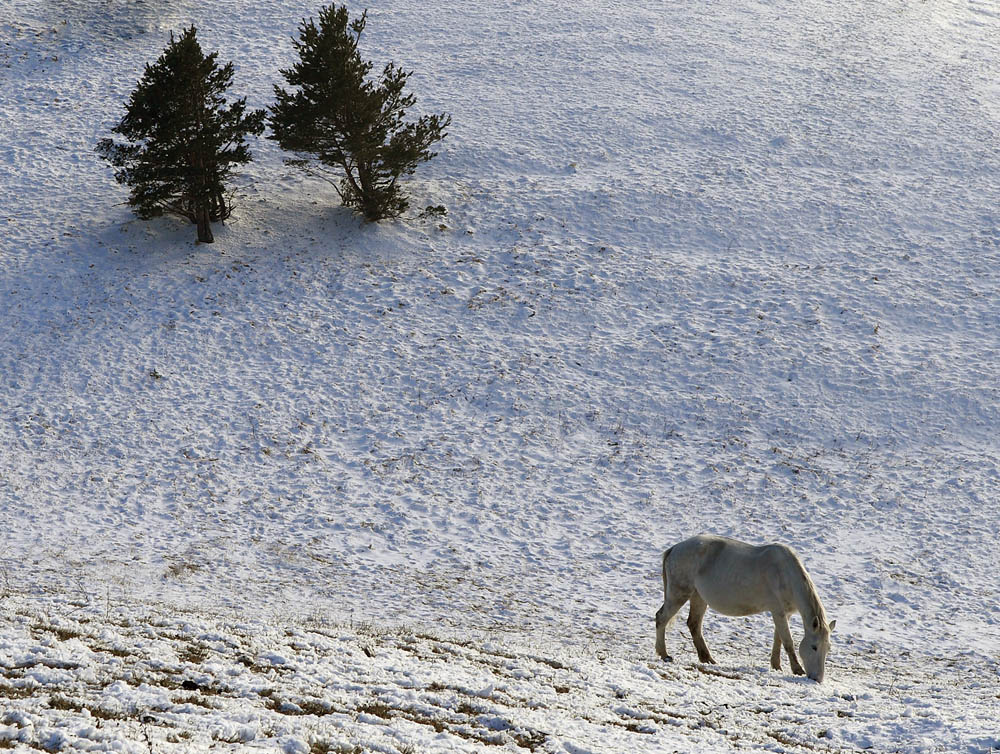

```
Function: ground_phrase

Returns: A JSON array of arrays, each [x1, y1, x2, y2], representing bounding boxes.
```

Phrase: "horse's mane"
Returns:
[[791, 552, 828, 628]]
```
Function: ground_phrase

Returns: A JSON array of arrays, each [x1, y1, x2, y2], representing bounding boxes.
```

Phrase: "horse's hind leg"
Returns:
[[655, 595, 687, 660], [771, 613, 805, 675], [687, 592, 716, 664]]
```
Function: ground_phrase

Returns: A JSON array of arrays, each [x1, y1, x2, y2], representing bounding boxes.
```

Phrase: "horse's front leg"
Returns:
[[770, 629, 782, 670], [771, 614, 805, 675]]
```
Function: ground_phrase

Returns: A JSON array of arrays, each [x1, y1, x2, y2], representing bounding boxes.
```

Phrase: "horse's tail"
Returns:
[[660, 545, 674, 599]]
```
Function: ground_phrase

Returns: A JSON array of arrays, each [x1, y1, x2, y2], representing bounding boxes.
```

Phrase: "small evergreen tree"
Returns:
[[269, 5, 450, 222], [97, 27, 265, 243]]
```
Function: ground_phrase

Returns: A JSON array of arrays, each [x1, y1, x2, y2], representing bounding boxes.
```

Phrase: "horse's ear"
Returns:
[[829, 619, 836, 632]]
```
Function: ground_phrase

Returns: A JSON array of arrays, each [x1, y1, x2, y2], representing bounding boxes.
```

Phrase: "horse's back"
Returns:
[[669, 533, 759, 561], [670, 534, 797, 562]]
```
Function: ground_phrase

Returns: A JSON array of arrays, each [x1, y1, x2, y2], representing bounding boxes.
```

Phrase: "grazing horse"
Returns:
[[655, 534, 836, 682]]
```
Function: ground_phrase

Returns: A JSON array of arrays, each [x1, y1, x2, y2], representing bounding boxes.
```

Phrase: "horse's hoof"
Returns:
[[660, 654, 674, 663]]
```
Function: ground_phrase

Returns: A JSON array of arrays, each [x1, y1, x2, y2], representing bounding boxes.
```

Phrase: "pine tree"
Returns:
[[269, 5, 450, 222], [97, 27, 265, 243]]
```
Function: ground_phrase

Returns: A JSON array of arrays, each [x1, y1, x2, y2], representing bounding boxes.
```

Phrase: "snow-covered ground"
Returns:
[[2, 0, 999, 751]]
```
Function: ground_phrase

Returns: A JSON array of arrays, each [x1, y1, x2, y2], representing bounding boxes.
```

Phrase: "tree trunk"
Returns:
[[211, 189, 228, 221], [196, 205, 214, 243], [357, 164, 378, 221]]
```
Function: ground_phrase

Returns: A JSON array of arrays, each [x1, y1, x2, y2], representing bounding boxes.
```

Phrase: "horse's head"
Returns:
[[799, 616, 836, 682]]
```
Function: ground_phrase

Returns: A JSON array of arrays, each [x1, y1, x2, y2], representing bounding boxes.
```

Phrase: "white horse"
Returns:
[[655, 534, 836, 682]]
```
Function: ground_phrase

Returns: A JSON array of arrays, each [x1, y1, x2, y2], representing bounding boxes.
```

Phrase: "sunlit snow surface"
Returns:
[[2, 0, 999, 751]]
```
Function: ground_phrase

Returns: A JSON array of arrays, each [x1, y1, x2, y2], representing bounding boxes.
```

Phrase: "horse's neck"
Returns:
[[791, 561, 826, 630]]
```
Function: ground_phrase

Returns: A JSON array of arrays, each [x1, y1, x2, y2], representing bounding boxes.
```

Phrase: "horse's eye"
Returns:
[[811, 645, 818, 652]]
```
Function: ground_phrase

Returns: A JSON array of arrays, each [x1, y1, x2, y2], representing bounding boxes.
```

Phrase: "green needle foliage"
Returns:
[[97, 27, 265, 243], [269, 5, 451, 222]]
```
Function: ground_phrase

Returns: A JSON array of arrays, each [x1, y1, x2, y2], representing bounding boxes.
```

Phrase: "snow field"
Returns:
[[2, 0, 1000, 751], [1, 598, 997, 753]]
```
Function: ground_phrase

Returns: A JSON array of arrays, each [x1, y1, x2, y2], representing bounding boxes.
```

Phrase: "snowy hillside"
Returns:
[[2, 0, 999, 751]]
